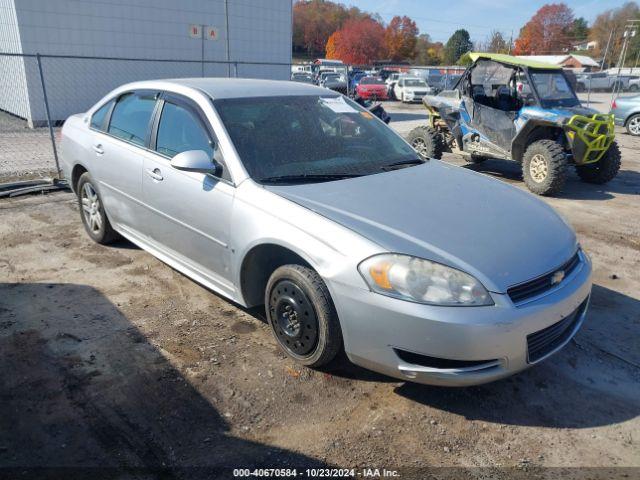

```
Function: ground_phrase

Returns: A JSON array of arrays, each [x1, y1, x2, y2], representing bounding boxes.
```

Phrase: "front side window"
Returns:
[[90, 100, 114, 131], [155, 102, 213, 159], [108, 92, 156, 146], [215, 95, 417, 184]]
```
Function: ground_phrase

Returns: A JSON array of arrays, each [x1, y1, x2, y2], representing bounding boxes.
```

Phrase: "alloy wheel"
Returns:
[[628, 116, 640, 135], [529, 154, 548, 182], [81, 182, 102, 234], [411, 138, 429, 158]]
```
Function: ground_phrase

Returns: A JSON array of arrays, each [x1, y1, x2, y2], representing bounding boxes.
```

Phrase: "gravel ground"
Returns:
[[1, 93, 639, 479]]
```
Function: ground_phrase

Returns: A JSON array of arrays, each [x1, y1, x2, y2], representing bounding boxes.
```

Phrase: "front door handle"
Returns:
[[92, 144, 104, 155], [146, 168, 163, 181]]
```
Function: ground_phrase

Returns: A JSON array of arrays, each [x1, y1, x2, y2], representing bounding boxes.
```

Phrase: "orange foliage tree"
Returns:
[[325, 18, 387, 65], [384, 16, 419, 61], [514, 3, 575, 55]]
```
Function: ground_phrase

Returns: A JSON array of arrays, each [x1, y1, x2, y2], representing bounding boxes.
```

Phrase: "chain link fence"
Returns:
[[0, 52, 290, 181]]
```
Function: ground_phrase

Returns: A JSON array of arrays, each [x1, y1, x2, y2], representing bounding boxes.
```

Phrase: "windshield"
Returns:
[[215, 95, 418, 184], [530, 71, 579, 108], [405, 79, 427, 87]]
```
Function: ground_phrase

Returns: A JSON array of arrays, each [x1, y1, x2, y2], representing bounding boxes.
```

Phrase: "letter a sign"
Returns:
[[206, 26, 219, 41]]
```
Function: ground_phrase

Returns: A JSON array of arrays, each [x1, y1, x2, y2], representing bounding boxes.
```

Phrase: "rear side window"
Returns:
[[155, 101, 213, 159], [90, 100, 113, 131], [108, 92, 156, 146]]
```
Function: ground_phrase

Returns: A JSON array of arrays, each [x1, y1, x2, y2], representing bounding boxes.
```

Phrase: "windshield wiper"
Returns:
[[260, 173, 362, 184], [381, 158, 425, 171]]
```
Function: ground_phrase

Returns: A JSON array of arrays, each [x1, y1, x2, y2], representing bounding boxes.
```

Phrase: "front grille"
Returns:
[[507, 251, 581, 304], [414, 91, 427, 95], [526, 299, 587, 363]]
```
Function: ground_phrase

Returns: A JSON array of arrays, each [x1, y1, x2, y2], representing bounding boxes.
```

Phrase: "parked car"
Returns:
[[349, 71, 367, 91], [394, 77, 432, 103], [291, 72, 314, 84], [610, 94, 640, 136], [319, 72, 348, 93], [355, 76, 388, 100], [575, 72, 630, 92], [60, 78, 592, 387]]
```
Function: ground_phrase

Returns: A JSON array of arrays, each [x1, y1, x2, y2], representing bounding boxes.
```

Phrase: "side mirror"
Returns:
[[170, 149, 221, 176]]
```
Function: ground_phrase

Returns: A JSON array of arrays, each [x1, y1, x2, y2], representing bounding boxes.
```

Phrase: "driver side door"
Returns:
[[141, 93, 236, 294]]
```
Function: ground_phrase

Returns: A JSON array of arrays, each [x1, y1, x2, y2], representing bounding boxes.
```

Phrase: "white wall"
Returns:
[[1, 0, 292, 124], [0, 0, 31, 119]]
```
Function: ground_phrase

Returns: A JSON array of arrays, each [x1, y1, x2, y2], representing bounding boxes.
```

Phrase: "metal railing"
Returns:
[[0, 52, 291, 181]]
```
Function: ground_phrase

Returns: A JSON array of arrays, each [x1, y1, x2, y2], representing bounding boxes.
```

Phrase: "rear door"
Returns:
[[141, 92, 235, 292], [90, 90, 158, 234]]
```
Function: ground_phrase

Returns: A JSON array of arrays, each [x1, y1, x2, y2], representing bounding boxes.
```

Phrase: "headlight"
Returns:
[[358, 254, 493, 306]]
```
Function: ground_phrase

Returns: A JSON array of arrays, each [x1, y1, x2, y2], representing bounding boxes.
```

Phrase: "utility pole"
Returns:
[[611, 20, 639, 104], [600, 29, 614, 70]]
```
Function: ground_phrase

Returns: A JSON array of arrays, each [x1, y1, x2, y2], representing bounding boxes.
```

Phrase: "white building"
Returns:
[[0, 0, 292, 126]]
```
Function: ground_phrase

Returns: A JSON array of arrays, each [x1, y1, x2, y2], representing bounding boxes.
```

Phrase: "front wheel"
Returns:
[[522, 140, 568, 195], [575, 142, 621, 184], [265, 265, 342, 368], [407, 126, 444, 160], [77, 172, 119, 244]]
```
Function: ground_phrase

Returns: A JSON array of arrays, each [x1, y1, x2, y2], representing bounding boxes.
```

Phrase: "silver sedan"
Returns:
[[60, 78, 592, 386], [611, 94, 640, 136]]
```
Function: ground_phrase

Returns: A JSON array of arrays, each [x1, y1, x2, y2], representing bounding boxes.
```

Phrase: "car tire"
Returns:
[[625, 113, 640, 136], [575, 142, 622, 184], [576, 83, 586, 93], [629, 84, 639, 92], [76, 172, 119, 244], [522, 140, 568, 195], [407, 126, 444, 160], [265, 264, 342, 368]]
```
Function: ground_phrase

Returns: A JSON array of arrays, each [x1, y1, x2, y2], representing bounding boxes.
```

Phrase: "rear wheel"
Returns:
[[77, 172, 119, 244], [575, 142, 621, 184], [522, 140, 568, 195], [629, 84, 639, 92], [265, 265, 342, 368], [407, 126, 444, 160], [626, 114, 640, 136], [465, 154, 487, 164]]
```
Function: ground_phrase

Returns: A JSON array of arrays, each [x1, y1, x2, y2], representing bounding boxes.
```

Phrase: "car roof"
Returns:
[[121, 78, 329, 100], [469, 52, 562, 70]]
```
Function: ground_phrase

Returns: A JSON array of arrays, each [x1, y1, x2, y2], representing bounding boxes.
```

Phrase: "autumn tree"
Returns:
[[413, 34, 444, 65], [444, 29, 473, 64], [514, 3, 575, 55], [590, 2, 640, 67], [325, 18, 387, 65], [293, 0, 371, 57], [384, 16, 419, 61]]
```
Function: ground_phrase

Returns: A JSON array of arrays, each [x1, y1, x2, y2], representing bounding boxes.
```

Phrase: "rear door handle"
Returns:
[[146, 168, 163, 181], [92, 144, 104, 155]]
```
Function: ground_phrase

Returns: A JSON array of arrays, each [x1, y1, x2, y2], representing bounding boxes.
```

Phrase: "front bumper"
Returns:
[[331, 253, 592, 386]]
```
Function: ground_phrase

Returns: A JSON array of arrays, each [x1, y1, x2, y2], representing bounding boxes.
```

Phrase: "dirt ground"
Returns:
[[1, 101, 639, 478]]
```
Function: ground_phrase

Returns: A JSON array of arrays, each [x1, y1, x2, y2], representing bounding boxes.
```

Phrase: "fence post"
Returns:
[[36, 53, 61, 179]]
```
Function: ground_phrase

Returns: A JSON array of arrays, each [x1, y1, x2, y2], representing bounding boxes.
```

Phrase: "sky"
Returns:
[[345, 0, 631, 44]]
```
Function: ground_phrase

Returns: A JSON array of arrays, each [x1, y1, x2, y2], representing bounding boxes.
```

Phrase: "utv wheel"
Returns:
[[407, 126, 444, 160], [575, 142, 621, 184], [522, 140, 568, 195], [265, 265, 342, 368], [626, 114, 640, 136], [465, 154, 487, 164], [77, 172, 119, 244]]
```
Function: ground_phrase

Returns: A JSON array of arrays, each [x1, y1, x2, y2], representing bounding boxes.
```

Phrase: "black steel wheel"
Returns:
[[265, 265, 342, 367], [269, 279, 318, 357]]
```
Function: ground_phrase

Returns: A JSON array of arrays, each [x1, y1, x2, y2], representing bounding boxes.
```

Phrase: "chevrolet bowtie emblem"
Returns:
[[551, 270, 565, 285]]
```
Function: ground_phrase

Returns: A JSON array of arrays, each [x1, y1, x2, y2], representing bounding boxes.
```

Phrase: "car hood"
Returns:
[[266, 161, 577, 293]]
